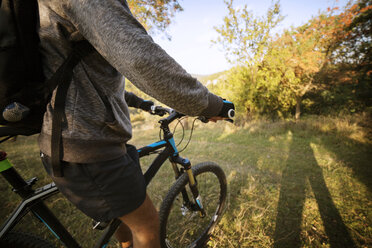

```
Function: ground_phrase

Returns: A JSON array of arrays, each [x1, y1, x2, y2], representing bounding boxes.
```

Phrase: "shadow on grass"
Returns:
[[321, 131, 372, 195], [273, 129, 356, 248]]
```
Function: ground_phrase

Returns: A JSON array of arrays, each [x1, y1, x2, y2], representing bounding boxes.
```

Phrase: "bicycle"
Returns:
[[0, 106, 231, 248]]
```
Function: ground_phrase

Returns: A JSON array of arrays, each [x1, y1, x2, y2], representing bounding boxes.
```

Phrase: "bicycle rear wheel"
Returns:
[[159, 162, 227, 248]]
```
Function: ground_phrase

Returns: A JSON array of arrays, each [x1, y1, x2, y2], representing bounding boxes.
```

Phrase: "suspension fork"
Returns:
[[161, 119, 205, 216], [169, 156, 206, 217]]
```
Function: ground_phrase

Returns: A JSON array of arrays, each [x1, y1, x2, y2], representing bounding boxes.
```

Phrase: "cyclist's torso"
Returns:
[[38, 0, 131, 163], [38, 0, 223, 163]]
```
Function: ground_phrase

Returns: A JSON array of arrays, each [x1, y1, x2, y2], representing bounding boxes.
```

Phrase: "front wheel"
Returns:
[[159, 162, 227, 248]]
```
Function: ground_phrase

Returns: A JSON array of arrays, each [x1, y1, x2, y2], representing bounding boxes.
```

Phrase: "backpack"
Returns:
[[0, 0, 93, 130], [0, 0, 94, 176], [0, 0, 45, 130]]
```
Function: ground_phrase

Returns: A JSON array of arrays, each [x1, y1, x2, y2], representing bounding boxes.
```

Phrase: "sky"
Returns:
[[152, 0, 351, 75]]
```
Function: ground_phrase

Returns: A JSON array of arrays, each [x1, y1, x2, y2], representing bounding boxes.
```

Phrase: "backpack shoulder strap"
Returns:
[[50, 40, 95, 177]]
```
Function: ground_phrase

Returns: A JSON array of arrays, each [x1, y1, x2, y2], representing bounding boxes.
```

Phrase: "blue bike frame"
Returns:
[[0, 115, 192, 248]]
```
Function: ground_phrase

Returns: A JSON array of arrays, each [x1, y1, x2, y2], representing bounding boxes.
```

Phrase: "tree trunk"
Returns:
[[295, 96, 301, 121]]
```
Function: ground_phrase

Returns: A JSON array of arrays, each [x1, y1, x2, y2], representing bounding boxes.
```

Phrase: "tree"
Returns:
[[259, 0, 372, 119], [213, 0, 283, 66], [328, 0, 371, 66], [127, 0, 183, 38], [265, 22, 329, 119], [212, 0, 284, 117], [324, 0, 372, 112], [257, 5, 351, 119]]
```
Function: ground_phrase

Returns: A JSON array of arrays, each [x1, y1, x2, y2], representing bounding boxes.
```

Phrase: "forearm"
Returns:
[[125, 91, 143, 108], [125, 91, 154, 111]]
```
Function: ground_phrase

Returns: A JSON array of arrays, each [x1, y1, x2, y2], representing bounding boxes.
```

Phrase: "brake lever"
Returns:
[[150, 105, 157, 115], [158, 111, 166, 116], [197, 116, 209, 123]]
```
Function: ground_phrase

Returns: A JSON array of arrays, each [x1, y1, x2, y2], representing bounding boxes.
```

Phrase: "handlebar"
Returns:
[[150, 105, 172, 116], [149, 105, 234, 124]]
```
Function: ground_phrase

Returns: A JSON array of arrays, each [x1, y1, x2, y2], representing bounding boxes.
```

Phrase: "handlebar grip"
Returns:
[[139, 100, 154, 112], [150, 105, 157, 113], [150, 105, 169, 116], [227, 108, 235, 119], [219, 100, 235, 119]]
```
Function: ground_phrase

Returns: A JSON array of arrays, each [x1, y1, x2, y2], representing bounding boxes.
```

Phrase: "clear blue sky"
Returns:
[[152, 0, 350, 75]]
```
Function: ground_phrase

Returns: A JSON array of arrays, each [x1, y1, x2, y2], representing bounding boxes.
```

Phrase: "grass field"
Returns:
[[0, 114, 371, 247]]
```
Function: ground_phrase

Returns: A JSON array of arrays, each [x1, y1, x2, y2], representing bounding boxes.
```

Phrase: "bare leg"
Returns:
[[119, 194, 160, 248], [115, 222, 133, 248]]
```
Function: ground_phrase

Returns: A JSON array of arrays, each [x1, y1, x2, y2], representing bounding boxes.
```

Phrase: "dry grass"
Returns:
[[0, 114, 371, 247]]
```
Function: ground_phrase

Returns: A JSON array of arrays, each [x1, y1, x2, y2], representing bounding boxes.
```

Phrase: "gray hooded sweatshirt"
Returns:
[[38, 0, 223, 163]]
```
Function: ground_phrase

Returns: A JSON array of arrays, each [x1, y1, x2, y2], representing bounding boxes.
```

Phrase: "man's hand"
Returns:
[[209, 100, 235, 122], [139, 100, 154, 112]]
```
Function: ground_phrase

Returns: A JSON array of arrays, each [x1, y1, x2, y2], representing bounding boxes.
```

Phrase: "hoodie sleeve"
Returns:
[[63, 0, 223, 117]]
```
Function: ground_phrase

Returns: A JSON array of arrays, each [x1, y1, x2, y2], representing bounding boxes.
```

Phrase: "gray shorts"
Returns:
[[41, 145, 146, 222]]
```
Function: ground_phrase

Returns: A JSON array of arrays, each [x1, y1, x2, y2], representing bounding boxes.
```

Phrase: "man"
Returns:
[[38, 0, 233, 247]]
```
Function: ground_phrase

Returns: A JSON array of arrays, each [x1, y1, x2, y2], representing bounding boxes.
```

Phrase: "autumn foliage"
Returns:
[[213, 0, 371, 120], [127, 0, 183, 37]]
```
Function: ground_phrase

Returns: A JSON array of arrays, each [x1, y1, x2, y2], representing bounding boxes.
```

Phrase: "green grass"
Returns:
[[0, 115, 371, 247]]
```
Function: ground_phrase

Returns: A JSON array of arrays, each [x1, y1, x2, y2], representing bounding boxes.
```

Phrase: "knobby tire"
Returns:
[[159, 162, 227, 248]]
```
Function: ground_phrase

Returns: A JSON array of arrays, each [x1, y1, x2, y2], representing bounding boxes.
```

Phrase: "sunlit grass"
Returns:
[[0, 114, 371, 247]]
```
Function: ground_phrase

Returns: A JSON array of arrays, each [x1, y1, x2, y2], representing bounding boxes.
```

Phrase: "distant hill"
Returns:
[[125, 71, 228, 99], [192, 71, 227, 86]]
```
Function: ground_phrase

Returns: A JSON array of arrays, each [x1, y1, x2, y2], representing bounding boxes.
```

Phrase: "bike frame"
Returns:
[[0, 111, 199, 248]]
